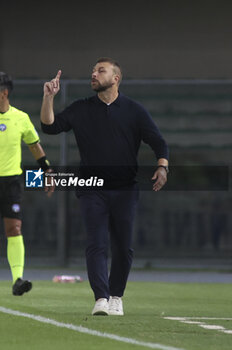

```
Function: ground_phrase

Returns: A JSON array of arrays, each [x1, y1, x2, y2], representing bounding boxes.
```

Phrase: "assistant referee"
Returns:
[[0, 72, 53, 296]]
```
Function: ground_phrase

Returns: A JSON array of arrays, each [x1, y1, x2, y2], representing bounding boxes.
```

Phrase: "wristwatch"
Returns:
[[157, 165, 169, 174]]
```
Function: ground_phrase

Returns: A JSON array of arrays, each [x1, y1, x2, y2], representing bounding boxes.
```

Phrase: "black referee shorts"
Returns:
[[0, 176, 22, 220]]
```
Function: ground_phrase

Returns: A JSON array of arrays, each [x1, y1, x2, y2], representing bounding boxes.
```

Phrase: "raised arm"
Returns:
[[40, 70, 62, 125]]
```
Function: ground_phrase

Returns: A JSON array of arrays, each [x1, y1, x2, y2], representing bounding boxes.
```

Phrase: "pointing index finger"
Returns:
[[55, 70, 62, 81]]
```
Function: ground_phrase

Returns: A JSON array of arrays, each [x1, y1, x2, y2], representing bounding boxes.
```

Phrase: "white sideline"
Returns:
[[165, 317, 232, 321], [0, 306, 184, 350], [164, 317, 232, 335]]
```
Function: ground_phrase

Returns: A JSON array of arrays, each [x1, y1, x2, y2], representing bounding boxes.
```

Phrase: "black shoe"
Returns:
[[12, 278, 32, 296]]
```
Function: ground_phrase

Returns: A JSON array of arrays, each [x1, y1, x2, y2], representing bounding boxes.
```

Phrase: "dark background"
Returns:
[[1, 1, 232, 79], [0, 0, 232, 267]]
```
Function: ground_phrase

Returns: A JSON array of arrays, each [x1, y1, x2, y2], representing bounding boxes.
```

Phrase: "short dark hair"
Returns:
[[0, 72, 13, 96], [96, 57, 122, 84]]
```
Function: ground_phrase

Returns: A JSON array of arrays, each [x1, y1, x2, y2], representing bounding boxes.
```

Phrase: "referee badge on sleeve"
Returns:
[[12, 204, 21, 213], [0, 124, 7, 131]]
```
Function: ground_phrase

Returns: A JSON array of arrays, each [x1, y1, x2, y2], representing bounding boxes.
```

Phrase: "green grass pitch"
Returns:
[[0, 281, 232, 350]]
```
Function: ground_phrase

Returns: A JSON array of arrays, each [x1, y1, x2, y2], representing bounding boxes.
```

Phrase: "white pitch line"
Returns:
[[164, 316, 232, 335], [165, 317, 232, 321], [179, 321, 203, 325], [0, 307, 184, 350], [199, 325, 225, 330]]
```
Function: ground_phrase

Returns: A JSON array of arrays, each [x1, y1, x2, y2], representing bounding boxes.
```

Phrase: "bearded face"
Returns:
[[91, 78, 114, 92], [91, 62, 118, 92]]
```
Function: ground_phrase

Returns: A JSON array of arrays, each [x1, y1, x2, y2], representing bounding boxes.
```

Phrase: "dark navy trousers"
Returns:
[[78, 186, 139, 300]]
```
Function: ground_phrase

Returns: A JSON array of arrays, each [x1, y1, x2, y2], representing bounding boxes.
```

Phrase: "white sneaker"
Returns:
[[92, 298, 109, 316], [108, 296, 124, 315]]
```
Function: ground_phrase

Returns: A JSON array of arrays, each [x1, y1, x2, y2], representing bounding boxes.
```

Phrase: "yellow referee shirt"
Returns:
[[0, 106, 39, 176]]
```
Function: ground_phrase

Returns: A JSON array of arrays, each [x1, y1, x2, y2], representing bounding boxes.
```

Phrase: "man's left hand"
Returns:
[[44, 169, 55, 197], [151, 167, 167, 192]]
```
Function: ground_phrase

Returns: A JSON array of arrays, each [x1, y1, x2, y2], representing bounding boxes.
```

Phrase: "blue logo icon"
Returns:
[[25, 169, 44, 188], [0, 124, 7, 131]]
